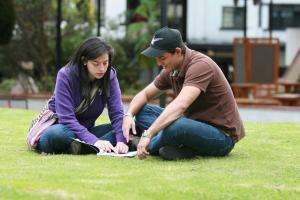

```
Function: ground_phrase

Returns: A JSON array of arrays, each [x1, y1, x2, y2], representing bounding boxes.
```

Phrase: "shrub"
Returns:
[[0, 78, 16, 92]]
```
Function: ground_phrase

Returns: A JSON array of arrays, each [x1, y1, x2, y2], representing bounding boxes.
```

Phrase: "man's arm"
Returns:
[[136, 85, 201, 159], [146, 85, 201, 139]]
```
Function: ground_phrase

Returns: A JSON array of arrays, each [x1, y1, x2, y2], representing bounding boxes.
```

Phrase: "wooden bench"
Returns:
[[254, 84, 279, 98], [0, 93, 52, 100], [236, 98, 280, 106], [0, 93, 52, 109], [278, 81, 300, 93], [231, 83, 257, 98], [272, 93, 300, 106]]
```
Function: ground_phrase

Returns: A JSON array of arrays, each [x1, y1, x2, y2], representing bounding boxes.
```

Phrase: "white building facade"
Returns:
[[102, 0, 300, 69]]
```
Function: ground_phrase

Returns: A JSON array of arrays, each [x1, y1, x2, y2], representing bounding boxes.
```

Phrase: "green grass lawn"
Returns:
[[0, 108, 299, 200]]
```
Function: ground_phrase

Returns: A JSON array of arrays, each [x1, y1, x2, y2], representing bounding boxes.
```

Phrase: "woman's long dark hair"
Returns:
[[68, 37, 114, 104]]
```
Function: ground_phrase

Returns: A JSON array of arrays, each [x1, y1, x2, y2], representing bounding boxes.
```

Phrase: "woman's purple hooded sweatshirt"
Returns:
[[48, 65, 126, 145]]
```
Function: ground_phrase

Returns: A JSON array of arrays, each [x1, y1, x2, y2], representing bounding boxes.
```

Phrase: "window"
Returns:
[[126, 0, 187, 41], [222, 7, 244, 30], [271, 4, 300, 30], [167, 0, 187, 41], [126, 0, 146, 23]]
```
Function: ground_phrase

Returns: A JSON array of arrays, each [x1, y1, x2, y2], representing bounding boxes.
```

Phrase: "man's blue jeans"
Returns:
[[135, 104, 234, 157], [37, 123, 116, 154]]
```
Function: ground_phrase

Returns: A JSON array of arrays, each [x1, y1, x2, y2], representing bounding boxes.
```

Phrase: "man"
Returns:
[[123, 27, 245, 160]]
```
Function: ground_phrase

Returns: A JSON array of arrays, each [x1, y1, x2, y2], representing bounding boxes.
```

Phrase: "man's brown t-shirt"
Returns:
[[154, 47, 245, 142]]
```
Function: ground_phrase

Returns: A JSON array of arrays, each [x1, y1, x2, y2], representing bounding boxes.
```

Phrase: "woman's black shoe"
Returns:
[[69, 139, 99, 155]]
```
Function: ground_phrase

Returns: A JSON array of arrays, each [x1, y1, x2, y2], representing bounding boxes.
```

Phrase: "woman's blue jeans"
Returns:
[[37, 123, 116, 154], [135, 104, 235, 157]]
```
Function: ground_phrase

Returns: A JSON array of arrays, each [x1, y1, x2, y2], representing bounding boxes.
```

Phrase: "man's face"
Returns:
[[155, 52, 178, 70]]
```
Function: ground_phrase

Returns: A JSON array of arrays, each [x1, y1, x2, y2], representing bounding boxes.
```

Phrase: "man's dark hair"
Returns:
[[68, 37, 114, 103], [167, 43, 186, 55]]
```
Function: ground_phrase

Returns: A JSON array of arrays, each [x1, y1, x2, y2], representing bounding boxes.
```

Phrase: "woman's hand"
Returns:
[[94, 140, 117, 153], [115, 142, 129, 154], [122, 114, 137, 142]]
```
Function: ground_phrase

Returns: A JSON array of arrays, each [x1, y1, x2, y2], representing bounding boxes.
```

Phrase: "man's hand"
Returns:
[[94, 140, 117, 153], [137, 137, 151, 159], [122, 114, 137, 143], [115, 142, 129, 154]]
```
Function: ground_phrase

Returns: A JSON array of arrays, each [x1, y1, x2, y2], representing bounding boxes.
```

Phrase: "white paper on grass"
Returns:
[[72, 138, 137, 157], [97, 151, 137, 157]]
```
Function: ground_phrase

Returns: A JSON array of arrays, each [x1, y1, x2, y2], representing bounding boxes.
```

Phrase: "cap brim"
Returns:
[[141, 46, 166, 58]]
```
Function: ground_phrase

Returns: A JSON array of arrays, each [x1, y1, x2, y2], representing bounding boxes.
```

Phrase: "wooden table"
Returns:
[[272, 93, 300, 106]]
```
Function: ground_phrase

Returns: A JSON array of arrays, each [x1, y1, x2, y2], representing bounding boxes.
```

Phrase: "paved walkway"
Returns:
[[121, 104, 300, 123], [238, 106, 300, 123], [1, 99, 299, 123]]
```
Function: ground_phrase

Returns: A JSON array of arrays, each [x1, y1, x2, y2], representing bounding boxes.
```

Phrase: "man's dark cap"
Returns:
[[141, 27, 184, 58]]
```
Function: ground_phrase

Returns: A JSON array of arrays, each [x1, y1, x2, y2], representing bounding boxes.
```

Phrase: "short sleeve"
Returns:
[[153, 69, 172, 90], [183, 61, 214, 93]]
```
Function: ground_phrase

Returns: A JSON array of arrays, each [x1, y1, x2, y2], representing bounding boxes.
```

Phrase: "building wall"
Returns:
[[100, 0, 300, 66], [187, 0, 300, 45], [286, 28, 300, 65], [101, 0, 127, 38]]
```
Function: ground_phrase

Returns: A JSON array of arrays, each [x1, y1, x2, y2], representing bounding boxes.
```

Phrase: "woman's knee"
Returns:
[[38, 124, 75, 153], [40, 124, 75, 143]]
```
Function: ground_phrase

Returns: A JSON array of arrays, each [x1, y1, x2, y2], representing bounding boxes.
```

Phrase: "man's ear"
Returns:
[[175, 47, 182, 55]]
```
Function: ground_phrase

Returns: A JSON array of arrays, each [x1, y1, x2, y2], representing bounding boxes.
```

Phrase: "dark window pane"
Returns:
[[167, 0, 187, 41], [271, 4, 300, 30], [222, 7, 244, 29]]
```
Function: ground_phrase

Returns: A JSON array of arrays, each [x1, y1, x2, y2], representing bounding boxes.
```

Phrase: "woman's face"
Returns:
[[85, 53, 109, 80]]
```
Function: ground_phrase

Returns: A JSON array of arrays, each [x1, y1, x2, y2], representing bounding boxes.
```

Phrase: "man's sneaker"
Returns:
[[69, 139, 99, 155], [159, 146, 197, 160]]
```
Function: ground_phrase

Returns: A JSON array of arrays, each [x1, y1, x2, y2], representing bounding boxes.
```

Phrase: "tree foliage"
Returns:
[[0, 0, 96, 91], [0, 0, 161, 94], [0, 0, 16, 45], [126, 0, 160, 83]]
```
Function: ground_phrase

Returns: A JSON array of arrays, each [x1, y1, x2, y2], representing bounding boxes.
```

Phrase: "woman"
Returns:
[[37, 37, 128, 154]]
